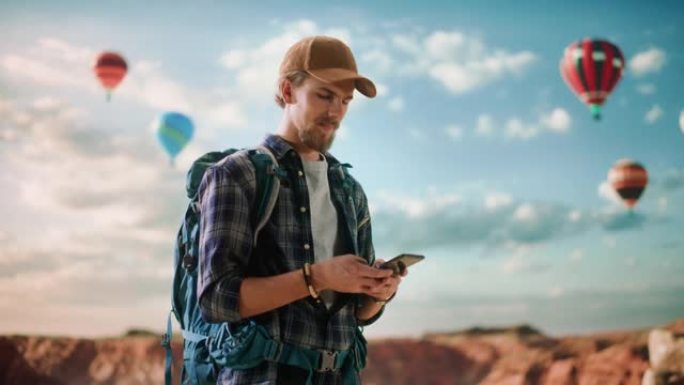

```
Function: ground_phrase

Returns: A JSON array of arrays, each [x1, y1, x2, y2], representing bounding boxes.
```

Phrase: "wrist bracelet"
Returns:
[[302, 263, 322, 303]]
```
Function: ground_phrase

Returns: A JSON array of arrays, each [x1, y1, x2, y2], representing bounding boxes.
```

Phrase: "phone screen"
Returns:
[[380, 253, 424, 274]]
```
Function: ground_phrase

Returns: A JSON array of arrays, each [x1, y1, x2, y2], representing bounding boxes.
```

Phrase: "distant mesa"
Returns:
[[2, 319, 684, 385]]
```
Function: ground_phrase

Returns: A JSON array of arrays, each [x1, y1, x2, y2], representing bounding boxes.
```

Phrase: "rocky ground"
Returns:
[[1, 319, 682, 385]]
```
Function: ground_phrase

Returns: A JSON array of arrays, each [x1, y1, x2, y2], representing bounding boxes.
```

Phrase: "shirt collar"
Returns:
[[262, 134, 343, 167]]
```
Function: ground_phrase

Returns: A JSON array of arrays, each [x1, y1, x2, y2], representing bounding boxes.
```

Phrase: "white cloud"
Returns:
[[598, 180, 623, 206], [0, 95, 98, 157], [371, 30, 536, 94], [513, 203, 537, 222], [361, 49, 394, 73], [501, 255, 527, 273], [645, 104, 663, 124], [388, 96, 404, 111], [2, 53, 92, 89], [391, 34, 423, 58], [371, 188, 607, 253], [505, 118, 538, 139], [335, 124, 350, 141], [219, 50, 247, 69], [217, 20, 351, 104], [203, 101, 248, 128], [637, 83, 656, 95], [541, 108, 571, 133], [0, 95, 189, 337], [375, 191, 462, 218], [484, 192, 513, 210], [122, 60, 192, 112], [1, 38, 249, 134], [421, 31, 536, 94], [658, 197, 668, 213], [498, 246, 548, 274], [569, 249, 584, 263], [568, 210, 582, 223], [476, 114, 495, 136], [500, 107, 571, 140], [603, 236, 617, 249], [0, 95, 183, 257], [549, 286, 564, 298], [374, 83, 389, 97], [445, 125, 464, 141], [630, 47, 666, 77], [1, 38, 94, 90]]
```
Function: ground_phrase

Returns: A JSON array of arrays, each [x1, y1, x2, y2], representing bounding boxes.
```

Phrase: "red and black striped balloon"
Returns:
[[608, 159, 648, 209], [560, 38, 624, 120], [93, 51, 127, 100]]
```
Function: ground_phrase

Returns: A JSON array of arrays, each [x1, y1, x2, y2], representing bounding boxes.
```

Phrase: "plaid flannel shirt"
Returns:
[[197, 134, 380, 385]]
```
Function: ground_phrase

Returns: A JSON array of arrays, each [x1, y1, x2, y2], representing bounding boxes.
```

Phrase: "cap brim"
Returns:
[[308, 68, 377, 98]]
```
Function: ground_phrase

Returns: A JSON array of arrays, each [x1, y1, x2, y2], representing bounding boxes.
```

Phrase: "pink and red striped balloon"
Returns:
[[560, 38, 624, 120], [93, 51, 127, 101]]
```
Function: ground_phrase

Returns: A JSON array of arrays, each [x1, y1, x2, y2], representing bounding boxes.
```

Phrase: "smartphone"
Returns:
[[379, 253, 425, 275]]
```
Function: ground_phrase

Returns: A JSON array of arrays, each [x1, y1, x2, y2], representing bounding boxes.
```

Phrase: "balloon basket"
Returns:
[[590, 104, 601, 121]]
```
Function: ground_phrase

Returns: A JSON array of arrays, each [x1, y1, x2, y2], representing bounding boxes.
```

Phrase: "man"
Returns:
[[197, 35, 406, 385]]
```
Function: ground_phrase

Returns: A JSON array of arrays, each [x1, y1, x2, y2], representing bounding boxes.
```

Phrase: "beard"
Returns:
[[298, 117, 338, 153]]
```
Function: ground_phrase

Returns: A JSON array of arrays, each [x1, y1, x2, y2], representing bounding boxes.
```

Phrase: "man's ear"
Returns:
[[281, 79, 296, 104]]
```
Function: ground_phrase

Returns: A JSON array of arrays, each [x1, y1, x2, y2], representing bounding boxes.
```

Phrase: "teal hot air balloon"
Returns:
[[154, 112, 194, 165]]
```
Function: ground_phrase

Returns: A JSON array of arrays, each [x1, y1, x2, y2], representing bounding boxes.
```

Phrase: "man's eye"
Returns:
[[317, 93, 333, 100]]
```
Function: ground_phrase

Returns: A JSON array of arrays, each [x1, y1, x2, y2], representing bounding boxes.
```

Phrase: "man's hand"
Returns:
[[368, 258, 407, 302], [310, 254, 393, 296]]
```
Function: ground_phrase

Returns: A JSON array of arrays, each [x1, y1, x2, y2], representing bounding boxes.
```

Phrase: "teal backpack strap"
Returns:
[[162, 310, 173, 385], [221, 321, 365, 385], [339, 163, 355, 203], [250, 145, 282, 246]]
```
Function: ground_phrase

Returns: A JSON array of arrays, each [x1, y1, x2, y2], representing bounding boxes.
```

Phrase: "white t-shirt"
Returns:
[[302, 156, 345, 308]]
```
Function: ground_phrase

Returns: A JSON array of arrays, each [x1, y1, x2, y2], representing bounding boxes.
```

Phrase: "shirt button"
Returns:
[[298, 170, 304, 177], [304, 244, 311, 250], [300, 206, 307, 213]]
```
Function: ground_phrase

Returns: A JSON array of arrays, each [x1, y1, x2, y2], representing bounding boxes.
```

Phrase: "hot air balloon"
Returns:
[[679, 110, 683, 134], [608, 159, 648, 209], [560, 38, 624, 120], [93, 51, 127, 101], [154, 112, 194, 165]]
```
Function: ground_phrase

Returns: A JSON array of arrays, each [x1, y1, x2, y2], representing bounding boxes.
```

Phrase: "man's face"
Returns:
[[289, 76, 355, 153]]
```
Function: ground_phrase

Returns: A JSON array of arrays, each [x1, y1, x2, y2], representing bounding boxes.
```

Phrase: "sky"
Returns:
[[1, 0, 683, 339]]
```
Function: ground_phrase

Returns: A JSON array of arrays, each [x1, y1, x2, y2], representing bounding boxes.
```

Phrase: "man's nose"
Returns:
[[327, 99, 343, 118]]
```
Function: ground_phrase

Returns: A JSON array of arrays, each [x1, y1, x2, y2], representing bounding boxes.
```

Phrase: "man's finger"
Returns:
[[360, 265, 393, 278], [359, 278, 384, 290]]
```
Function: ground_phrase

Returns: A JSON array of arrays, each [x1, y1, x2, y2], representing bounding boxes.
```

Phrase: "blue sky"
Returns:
[[1, 0, 683, 338]]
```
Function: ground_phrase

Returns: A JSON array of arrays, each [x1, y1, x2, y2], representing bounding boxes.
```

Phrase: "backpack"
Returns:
[[162, 146, 367, 385], [163, 146, 281, 385]]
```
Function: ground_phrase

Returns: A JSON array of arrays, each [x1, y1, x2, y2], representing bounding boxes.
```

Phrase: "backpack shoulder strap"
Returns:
[[221, 321, 365, 385], [247, 145, 282, 246]]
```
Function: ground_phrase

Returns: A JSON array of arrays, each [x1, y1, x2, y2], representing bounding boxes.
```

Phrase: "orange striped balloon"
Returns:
[[93, 51, 127, 100], [608, 159, 648, 209]]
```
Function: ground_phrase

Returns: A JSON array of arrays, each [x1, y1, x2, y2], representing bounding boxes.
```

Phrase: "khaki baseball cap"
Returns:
[[279, 36, 377, 98]]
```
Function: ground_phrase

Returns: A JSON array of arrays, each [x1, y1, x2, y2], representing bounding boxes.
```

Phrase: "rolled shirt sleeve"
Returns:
[[197, 155, 256, 323], [350, 181, 385, 327]]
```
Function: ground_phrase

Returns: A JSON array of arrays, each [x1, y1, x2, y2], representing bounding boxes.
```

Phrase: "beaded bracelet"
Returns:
[[302, 263, 321, 303]]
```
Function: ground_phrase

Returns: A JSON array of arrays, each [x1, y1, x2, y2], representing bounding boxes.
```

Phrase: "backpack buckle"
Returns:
[[316, 350, 338, 372], [183, 254, 195, 270], [160, 333, 171, 348]]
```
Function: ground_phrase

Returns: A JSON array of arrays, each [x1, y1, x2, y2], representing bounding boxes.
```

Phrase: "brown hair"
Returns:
[[274, 70, 309, 108]]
